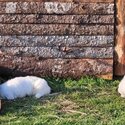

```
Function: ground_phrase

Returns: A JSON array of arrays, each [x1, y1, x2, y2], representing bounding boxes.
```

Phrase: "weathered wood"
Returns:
[[0, 55, 113, 79], [0, 2, 114, 14], [0, 100, 1, 111], [0, 14, 114, 24], [0, 1, 114, 79], [0, 24, 114, 35], [0, 35, 114, 47], [0, 46, 113, 58], [0, 0, 114, 2], [115, 0, 125, 75]]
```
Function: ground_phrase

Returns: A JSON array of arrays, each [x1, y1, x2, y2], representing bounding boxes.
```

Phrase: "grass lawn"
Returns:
[[0, 76, 125, 125]]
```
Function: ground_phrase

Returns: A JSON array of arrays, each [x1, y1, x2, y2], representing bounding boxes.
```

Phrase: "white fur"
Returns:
[[118, 76, 125, 98], [0, 76, 51, 100]]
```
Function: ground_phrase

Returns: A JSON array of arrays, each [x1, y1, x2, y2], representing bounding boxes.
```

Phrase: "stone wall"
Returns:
[[0, 0, 114, 79]]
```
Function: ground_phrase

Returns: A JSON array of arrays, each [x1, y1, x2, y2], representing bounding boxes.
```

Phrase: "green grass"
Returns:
[[0, 76, 125, 125]]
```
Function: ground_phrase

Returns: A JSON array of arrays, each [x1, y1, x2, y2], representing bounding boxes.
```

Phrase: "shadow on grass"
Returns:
[[0, 77, 66, 116], [0, 76, 121, 116]]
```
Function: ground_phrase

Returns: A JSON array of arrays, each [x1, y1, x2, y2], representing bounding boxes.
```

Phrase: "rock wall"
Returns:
[[0, 0, 114, 79]]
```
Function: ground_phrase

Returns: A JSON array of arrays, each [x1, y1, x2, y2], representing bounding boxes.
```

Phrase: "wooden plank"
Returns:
[[0, 55, 113, 79], [0, 35, 114, 47], [115, 0, 125, 75], [0, 14, 114, 24], [0, 46, 113, 58], [0, 24, 114, 35], [0, 2, 114, 14], [0, 100, 1, 111], [0, 1, 114, 79], [0, 0, 114, 3]]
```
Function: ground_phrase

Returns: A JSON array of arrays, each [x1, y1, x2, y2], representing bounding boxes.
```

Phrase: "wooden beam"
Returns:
[[0, 100, 1, 111], [0, 0, 114, 3], [0, 2, 114, 14], [0, 56, 113, 79], [115, 0, 125, 75]]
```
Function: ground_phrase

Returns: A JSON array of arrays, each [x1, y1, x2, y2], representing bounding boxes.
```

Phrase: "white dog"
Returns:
[[0, 76, 51, 100], [118, 76, 125, 98]]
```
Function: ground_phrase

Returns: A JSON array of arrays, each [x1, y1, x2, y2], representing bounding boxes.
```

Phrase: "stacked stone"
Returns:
[[0, 0, 114, 79]]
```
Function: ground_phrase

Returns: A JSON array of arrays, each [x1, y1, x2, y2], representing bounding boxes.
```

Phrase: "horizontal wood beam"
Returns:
[[0, 14, 114, 24], [0, 2, 114, 14], [0, 0, 114, 2], [0, 24, 114, 35], [0, 35, 114, 47], [0, 56, 113, 79], [0, 46, 113, 58]]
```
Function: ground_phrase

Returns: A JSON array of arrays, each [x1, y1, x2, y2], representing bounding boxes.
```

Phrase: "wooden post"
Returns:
[[115, 0, 125, 75], [0, 99, 1, 111]]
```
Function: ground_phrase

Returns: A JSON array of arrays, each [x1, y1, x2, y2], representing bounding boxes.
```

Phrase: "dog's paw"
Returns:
[[35, 94, 42, 99], [121, 94, 125, 98]]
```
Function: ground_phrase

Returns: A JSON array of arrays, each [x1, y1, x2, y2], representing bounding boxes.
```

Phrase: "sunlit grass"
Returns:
[[0, 76, 125, 125]]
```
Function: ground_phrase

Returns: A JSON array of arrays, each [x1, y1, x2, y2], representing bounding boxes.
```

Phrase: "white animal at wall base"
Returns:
[[118, 76, 125, 98], [0, 76, 51, 100]]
